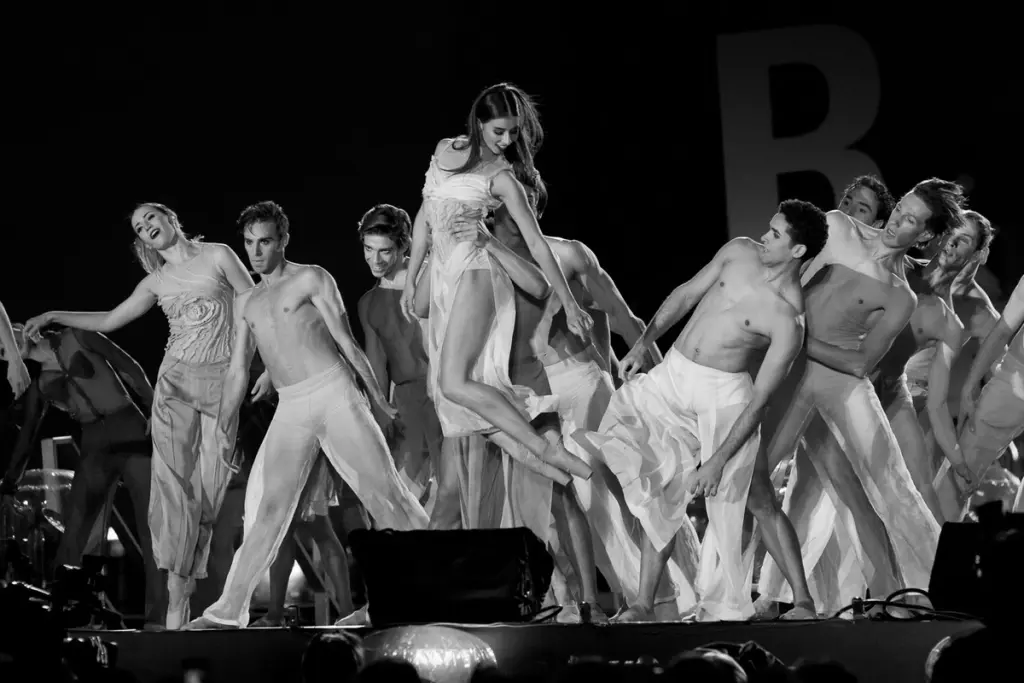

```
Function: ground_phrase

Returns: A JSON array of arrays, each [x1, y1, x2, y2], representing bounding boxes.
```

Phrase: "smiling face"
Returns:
[[361, 234, 403, 279], [479, 116, 521, 156], [881, 192, 934, 249], [130, 205, 178, 250]]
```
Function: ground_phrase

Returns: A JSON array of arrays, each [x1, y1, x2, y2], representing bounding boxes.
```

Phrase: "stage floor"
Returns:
[[72, 618, 982, 683]]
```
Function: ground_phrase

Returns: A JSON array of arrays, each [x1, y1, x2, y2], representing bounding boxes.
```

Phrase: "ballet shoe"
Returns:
[[541, 439, 593, 481]]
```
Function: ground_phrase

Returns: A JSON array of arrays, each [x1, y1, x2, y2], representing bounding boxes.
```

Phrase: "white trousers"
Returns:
[[202, 362, 429, 627]]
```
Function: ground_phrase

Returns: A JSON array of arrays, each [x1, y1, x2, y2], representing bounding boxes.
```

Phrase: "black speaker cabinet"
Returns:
[[929, 513, 1022, 620], [349, 528, 553, 626]]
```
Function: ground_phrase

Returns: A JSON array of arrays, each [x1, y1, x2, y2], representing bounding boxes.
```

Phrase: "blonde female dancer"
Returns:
[[24, 203, 255, 628], [399, 83, 593, 484]]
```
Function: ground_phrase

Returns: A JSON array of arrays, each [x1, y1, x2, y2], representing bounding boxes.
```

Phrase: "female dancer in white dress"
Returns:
[[399, 83, 594, 484], [24, 203, 255, 628]]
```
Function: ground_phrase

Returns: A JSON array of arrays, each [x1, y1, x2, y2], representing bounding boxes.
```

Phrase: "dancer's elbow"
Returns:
[[438, 373, 470, 406]]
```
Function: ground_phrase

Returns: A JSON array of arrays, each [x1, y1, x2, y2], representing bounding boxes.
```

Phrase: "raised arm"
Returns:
[[213, 243, 257, 294], [25, 276, 158, 337], [691, 309, 803, 497], [309, 268, 391, 411], [807, 288, 916, 379], [641, 239, 741, 349], [924, 306, 970, 476], [571, 240, 663, 365], [216, 290, 256, 433], [960, 275, 1024, 424], [75, 329, 154, 414], [357, 292, 389, 393], [491, 171, 591, 337]]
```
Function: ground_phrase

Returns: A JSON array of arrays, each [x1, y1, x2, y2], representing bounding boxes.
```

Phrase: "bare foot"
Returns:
[[180, 616, 237, 630], [334, 604, 371, 627], [503, 440, 572, 485], [611, 604, 656, 623], [751, 596, 780, 621], [249, 615, 285, 628], [780, 601, 818, 620], [542, 438, 593, 481]]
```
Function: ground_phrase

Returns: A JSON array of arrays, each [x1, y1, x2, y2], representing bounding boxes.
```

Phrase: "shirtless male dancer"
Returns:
[[750, 179, 963, 617], [758, 192, 992, 613], [222, 204, 359, 628], [467, 189, 705, 620], [575, 200, 827, 621], [184, 202, 428, 629], [957, 274, 1024, 516], [1, 300, 30, 398], [357, 204, 443, 505]]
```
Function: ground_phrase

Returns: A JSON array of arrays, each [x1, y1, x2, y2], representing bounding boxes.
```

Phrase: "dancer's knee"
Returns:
[[746, 476, 780, 519]]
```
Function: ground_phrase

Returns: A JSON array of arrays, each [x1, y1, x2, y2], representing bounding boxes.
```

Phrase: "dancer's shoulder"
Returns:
[[724, 237, 762, 260]]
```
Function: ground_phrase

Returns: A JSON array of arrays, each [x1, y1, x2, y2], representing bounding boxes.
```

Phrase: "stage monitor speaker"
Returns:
[[928, 509, 1023, 621], [349, 528, 553, 626]]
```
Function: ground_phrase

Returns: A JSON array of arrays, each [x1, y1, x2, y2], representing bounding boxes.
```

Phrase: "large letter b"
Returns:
[[717, 25, 882, 240]]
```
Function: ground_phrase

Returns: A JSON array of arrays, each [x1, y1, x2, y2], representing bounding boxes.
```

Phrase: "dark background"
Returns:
[[4, 2, 1020, 436]]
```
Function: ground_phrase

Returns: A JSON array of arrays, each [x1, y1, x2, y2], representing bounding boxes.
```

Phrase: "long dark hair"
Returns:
[[448, 83, 543, 184]]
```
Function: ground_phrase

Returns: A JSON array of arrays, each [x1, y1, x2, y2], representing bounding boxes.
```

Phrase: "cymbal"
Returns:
[[17, 469, 75, 493]]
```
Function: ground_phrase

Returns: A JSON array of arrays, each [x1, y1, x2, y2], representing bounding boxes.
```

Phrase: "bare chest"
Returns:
[[805, 264, 892, 327], [699, 280, 773, 342], [244, 284, 308, 332]]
